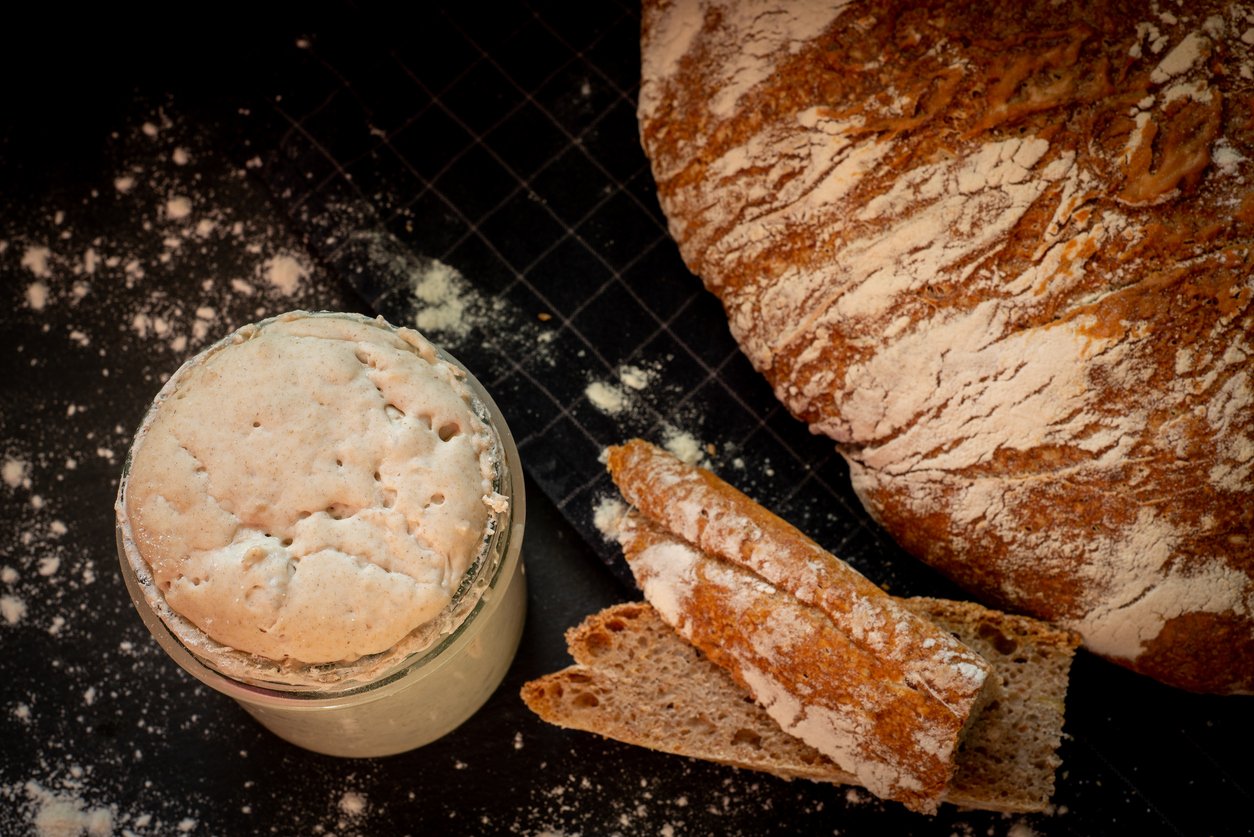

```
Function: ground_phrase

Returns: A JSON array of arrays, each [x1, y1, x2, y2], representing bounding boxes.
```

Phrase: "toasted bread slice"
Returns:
[[522, 597, 1079, 813], [606, 441, 996, 812]]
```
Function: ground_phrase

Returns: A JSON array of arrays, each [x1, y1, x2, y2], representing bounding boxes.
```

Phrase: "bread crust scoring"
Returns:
[[639, 0, 1254, 693]]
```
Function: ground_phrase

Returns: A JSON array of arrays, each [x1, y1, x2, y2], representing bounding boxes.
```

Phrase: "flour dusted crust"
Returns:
[[639, 0, 1254, 693], [607, 440, 992, 719], [607, 440, 996, 813], [122, 312, 504, 673]]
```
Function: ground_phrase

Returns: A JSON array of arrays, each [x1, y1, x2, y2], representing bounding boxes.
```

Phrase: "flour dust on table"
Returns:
[[0, 102, 365, 836]]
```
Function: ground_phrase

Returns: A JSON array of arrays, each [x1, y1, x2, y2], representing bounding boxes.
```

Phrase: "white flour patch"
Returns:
[[582, 358, 712, 467], [411, 258, 471, 336], [21, 246, 52, 278], [332, 227, 558, 367], [3, 458, 29, 489], [1, 594, 27, 625], [264, 253, 308, 296], [339, 791, 367, 817], [618, 364, 654, 391], [662, 427, 709, 467], [586, 380, 628, 414], [23, 783, 114, 837], [26, 282, 49, 311], [165, 195, 193, 220], [592, 496, 626, 540]]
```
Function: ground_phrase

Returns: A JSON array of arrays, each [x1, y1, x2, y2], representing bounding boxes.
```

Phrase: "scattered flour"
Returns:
[[264, 253, 309, 296], [24, 783, 114, 837], [165, 195, 193, 220], [0, 106, 347, 837], [581, 358, 715, 470], [21, 246, 52, 279], [338, 791, 367, 817], [586, 380, 628, 414], [26, 282, 49, 311], [662, 427, 708, 466], [3, 457, 29, 489], [510, 759, 843, 836], [336, 228, 558, 365], [1, 594, 27, 625], [618, 364, 654, 391], [592, 496, 627, 540], [411, 258, 471, 336]]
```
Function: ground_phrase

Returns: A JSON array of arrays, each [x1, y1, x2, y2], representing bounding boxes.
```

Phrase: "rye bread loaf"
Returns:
[[522, 597, 1080, 813], [638, 0, 1254, 694]]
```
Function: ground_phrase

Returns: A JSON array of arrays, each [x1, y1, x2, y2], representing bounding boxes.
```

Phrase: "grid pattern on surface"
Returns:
[[249, 1, 951, 594]]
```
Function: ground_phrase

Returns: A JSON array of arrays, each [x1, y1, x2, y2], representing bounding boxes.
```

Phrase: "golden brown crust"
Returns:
[[606, 439, 993, 716], [639, 0, 1254, 693]]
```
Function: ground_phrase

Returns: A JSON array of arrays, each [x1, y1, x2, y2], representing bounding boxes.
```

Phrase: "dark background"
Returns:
[[1, 3, 1249, 835]]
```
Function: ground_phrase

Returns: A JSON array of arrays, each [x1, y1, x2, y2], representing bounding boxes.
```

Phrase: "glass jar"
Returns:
[[115, 312, 526, 757]]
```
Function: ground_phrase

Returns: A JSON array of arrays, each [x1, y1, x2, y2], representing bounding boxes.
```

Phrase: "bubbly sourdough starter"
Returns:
[[117, 311, 527, 756]]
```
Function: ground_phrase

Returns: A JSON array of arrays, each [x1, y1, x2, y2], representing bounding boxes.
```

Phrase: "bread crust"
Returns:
[[607, 439, 992, 718], [638, 0, 1254, 693]]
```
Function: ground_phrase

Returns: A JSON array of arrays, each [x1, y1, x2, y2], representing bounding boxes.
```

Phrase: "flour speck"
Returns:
[[3, 458, 29, 489], [339, 791, 367, 817], [165, 195, 193, 220], [1, 595, 27, 625], [21, 246, 52, 279], [26, 283, 49, 311], [264, 254, 308, 296], [586, 381, 628, 415]]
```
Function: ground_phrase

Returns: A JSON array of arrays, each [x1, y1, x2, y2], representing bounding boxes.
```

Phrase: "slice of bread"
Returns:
[[522, 596, 1079, 813]]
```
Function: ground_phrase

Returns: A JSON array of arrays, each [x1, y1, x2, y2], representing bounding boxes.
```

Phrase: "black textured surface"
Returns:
[[0, 4, 1249, 836]]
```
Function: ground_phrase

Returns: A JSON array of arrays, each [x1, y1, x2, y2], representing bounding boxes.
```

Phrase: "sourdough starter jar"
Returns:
[[115, 311, 526, 757]]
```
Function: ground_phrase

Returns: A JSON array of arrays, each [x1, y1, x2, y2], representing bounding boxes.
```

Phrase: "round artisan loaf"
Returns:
[[638, 0, 1253, 693]]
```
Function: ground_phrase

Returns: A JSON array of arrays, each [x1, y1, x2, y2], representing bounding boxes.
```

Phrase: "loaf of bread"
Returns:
[[522, 596, 1079, 813], [606, 440, 999, 813], [638, 0, 1253, 693]]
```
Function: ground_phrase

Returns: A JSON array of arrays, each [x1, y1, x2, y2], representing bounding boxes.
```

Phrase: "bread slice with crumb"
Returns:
[[522, 595, 1079, 813]]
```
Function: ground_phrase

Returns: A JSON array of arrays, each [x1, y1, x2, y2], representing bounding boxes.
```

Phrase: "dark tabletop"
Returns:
[[0, 3, 1249, 836]]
